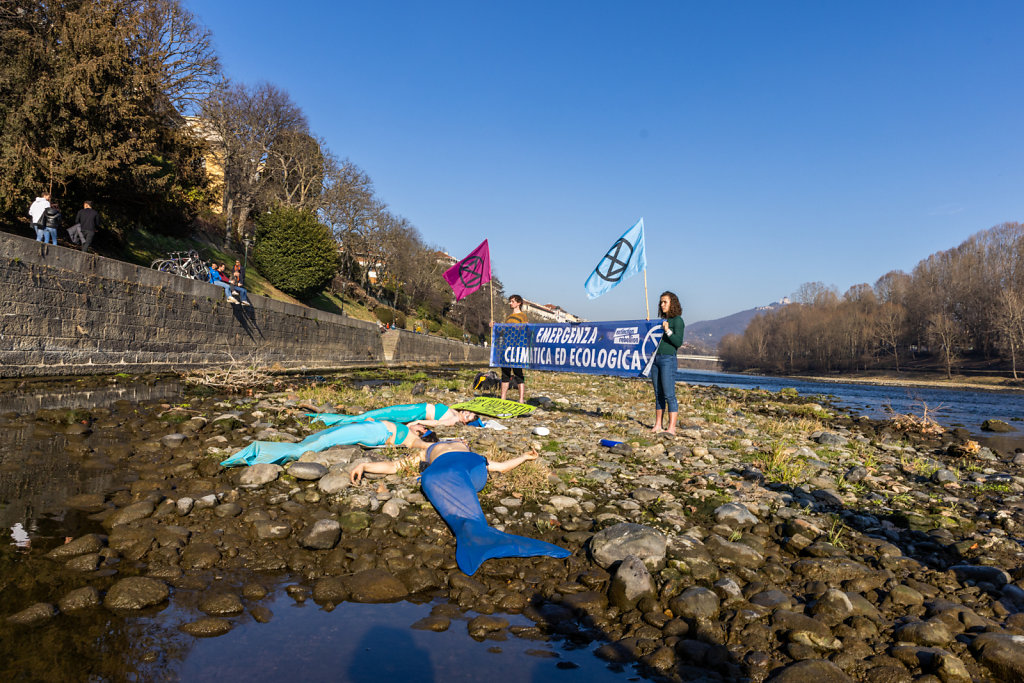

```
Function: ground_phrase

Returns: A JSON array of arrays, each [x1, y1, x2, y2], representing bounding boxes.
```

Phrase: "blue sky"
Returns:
[[184, 0, 1024, 324]]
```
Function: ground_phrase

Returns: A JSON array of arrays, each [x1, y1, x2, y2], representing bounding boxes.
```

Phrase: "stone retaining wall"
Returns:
[[0, 232, 485, 378]]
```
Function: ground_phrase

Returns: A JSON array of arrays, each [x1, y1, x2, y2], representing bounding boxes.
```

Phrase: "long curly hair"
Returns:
[[659, 291, 682, 319]]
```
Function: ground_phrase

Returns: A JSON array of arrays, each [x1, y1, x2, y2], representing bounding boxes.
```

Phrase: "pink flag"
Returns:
[[443, 240, 491, 301]]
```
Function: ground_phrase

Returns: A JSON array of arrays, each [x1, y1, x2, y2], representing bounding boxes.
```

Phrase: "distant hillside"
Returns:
[[684, 299, 790, 352]]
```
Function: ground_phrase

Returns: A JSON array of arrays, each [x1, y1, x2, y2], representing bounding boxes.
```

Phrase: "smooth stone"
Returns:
[[104, 577, 169, 610], [198, 593, 244, 616], [318, 471, 352, 494], [179, 618, 232, 637], [58, 586, 101, 612], [714, 502, 758, 527], [468, 615, 509, 638], [589, 522, 667, 571], [46, 533, 104, 560], [970, 632, 1024, 680], [412, 615, 450, 631], [300, 518, 341, 550], [160, 433, 187, 448], [345, 569, 408, 603], [312, 577, 350, 604], [252, 520, 292, 540], [102, 501, 155, 529], [767, 659, 853, 682], [669, 587, 720, 620], [238, 463, 282, 486], [288, 462, 328, 480], [6, 602, 57, 626], [608, 554, 656, 611]]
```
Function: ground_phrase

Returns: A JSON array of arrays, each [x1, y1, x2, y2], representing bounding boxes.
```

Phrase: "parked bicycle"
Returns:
[[150, 250, 210, 281]]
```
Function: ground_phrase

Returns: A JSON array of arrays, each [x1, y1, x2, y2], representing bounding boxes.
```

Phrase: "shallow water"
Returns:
[[0, 378, 642, 682], [677, 368, 1024, 452]]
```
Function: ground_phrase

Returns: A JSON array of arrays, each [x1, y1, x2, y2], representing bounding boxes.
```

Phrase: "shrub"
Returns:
[[428, 320, 441, 334], [252, 206, 339, 299], [375, 308, 394, 325]]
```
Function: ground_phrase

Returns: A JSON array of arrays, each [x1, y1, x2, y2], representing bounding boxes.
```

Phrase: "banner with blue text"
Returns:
[[490, 320, 664, 378]]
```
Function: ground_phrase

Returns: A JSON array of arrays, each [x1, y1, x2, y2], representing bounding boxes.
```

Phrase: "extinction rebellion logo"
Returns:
[[458, 255, 486, 289], [594, 237, 634, 283]]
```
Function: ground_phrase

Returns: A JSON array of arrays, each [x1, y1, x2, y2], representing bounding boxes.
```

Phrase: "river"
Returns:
[[676, 368, 1024, 452]]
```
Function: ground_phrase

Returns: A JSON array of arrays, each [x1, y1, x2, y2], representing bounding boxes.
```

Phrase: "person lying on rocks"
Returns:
[[220, 419, 436, 467], [350, 441, 568, 576], [310, 402, 481, 428], [349, 438, 538, 484]]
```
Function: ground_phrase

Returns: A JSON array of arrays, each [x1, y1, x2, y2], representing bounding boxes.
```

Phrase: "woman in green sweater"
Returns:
[[652, 291, 684, 435]]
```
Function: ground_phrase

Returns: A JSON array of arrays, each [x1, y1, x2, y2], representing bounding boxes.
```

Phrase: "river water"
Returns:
[[677, 368, 1024, 452]]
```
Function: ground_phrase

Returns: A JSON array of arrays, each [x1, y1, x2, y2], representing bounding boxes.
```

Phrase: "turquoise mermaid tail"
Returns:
[[308, 403, 431, 427], [419, 451, 570, 575], [220, 421, 393, 467]]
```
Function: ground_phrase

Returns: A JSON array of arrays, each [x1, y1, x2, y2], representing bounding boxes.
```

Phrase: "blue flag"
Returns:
[[584, 218, 647, 300]]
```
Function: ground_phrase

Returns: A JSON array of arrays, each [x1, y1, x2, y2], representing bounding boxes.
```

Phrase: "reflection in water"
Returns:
[[0, 379, 182, 415]]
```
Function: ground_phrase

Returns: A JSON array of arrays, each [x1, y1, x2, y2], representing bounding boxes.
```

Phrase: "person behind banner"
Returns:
[[494, 294, 528, 402], [652, 291, 684, 435]]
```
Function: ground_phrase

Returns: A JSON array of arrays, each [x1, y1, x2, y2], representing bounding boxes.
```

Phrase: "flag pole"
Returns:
[[643, 267, 650, 320], [489, 279, 493, 324]]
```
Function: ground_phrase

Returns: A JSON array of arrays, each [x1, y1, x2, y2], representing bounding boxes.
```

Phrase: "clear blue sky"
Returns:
[[184, 0, 1024, 324]]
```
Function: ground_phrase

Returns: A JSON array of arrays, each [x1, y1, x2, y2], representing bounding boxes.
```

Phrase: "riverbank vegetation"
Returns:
[[720, 222, 1024, 383], [0, 0, 498, 342]]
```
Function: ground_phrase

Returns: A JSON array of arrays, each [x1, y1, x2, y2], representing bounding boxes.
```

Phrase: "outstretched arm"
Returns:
[[486, 450, 539, 474], [350, 454, 421, 484]]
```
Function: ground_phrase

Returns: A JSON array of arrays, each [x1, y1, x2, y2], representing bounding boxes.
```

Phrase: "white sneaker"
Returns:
[[226, 296, 239, 303], [241, 300, 252, 306]]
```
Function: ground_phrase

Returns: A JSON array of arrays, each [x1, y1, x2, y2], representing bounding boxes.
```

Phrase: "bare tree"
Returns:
[[134, 0, 220, 115], [995, 289, 1024, 380], [926, 312, 961, 379], [200, 81, 307, 241], [263, 130, 328, 211], [875, 302, 906, 371]]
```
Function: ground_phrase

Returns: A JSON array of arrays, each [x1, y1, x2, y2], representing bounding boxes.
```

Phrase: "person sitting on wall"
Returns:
[[218, 263, 251, 306], [207, 262, 240, 303]]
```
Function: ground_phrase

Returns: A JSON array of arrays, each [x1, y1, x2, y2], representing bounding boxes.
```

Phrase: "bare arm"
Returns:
[[349, 454, 422, 484], [486, 450, 539, 474]]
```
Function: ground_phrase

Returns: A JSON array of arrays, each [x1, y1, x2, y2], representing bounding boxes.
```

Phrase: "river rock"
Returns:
[[714, 502, 758, 527], [767, 659, 853, 682], [179, 618, 232, 637], [252, 520, 292, 540], [160, 433, 187, 448], [312, 576, 350, 604], [589, 523, 667, 570], [238, 463, 281, 486], [58, 586, 101, 612], [300, 518, 341, 550], [345, 569, 408, 603], [669, 587, 720, 621], [198, 592, 244, 616], [318, 471, 352, 494], [104, 577, 169, 610], [339, 511, 371, 533], [981, 419, 1015, 432], [288, 462, 327, 480], [6, 602, 57, 626], [949, 564, 1010, 587], [971, 632, 1024, 680], [467, 615, 509, 639], [103, 501, 155, 529], [608, 554, 656, 610], [46, 533, 104, 560]]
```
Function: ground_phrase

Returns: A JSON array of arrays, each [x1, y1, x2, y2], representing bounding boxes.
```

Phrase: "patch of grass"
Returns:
[[541, 440, 561, 453], [756, 441, 808, 485], [827, 516, 848, 549]]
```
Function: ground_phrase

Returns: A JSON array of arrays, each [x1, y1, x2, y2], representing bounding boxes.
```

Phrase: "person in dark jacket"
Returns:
[[71, 201, 100, 252], [41, 202, 62, 246]]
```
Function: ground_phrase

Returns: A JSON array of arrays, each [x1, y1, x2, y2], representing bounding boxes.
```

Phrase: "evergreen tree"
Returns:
[[252, 206, 339, 299]]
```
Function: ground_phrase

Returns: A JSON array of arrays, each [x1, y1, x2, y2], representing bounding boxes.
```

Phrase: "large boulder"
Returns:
[[589, 523, 667, 571], [608, 555, 656, 610]]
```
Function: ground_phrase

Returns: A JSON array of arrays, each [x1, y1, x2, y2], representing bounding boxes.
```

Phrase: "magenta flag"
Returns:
[[443, 240, 491, 301]]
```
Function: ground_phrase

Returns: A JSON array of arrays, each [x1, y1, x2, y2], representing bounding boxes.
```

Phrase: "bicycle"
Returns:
[[150, 250, 210, 282]]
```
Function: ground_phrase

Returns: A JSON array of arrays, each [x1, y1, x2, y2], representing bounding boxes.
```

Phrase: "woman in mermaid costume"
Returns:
[[220, 419, 433, 467], [310, 402, 479, 428]]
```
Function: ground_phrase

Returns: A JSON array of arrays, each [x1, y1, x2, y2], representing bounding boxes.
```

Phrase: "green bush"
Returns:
[[428, 320, 441, 333], [441, 322, 463, 339], [252, 206, 339, 299], [395, 311, 407, 328], [375, 308, 394, 325]]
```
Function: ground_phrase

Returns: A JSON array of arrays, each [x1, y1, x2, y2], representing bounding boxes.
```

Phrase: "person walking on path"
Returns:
[[71, 200, 99, 252], [41, 201, 62, 246], [499, 294, 528, 403], [651, 291, 685, 435], [28, 193, 51, 244]]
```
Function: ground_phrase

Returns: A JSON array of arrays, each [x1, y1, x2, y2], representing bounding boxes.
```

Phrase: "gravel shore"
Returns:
[[4, 370, 1024, 682]]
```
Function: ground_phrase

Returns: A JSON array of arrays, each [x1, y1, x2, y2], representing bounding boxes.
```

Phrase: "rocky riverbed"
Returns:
[[3, 370, 1024, 682]]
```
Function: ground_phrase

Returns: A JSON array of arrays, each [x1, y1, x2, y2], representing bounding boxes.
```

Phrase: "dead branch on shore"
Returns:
[[884, 400, 946, 436], [180, 351, 275, 390]]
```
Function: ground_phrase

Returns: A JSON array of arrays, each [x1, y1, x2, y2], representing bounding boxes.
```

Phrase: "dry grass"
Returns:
[[886, 401, 946, 436], [181, 351, 275, 390], [482, 443, 551, 499]]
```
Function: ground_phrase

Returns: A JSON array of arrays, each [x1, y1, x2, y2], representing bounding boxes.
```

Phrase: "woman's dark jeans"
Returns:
[[651, 353, 678, 412]]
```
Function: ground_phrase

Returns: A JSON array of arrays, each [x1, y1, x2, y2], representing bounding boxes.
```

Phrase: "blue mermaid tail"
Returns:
[[419, 451, 570, 575], [220, 421, 393, 467]]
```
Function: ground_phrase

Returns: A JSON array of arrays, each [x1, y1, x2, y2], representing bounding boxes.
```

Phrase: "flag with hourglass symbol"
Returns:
[[584, 218, 647, 300], [444, 240, 491, 301]]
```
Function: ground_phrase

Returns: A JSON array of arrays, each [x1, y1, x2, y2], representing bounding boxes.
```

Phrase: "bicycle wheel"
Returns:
[[154, 260, 176, 274], [151, 259, 168, 270]]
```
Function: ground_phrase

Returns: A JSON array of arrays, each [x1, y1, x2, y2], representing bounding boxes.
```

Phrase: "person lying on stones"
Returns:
[[220, 419, 437, 467], [348, 438, 538, 485], [310, 402, 481, 428]]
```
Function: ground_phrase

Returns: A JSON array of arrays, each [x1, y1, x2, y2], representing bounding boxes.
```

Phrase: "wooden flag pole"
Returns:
[[489, 279, 494, 324], [644, 268, 650, 320]]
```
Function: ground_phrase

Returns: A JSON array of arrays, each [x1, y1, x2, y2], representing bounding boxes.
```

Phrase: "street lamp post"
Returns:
[[242, 237, 251, 283]]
